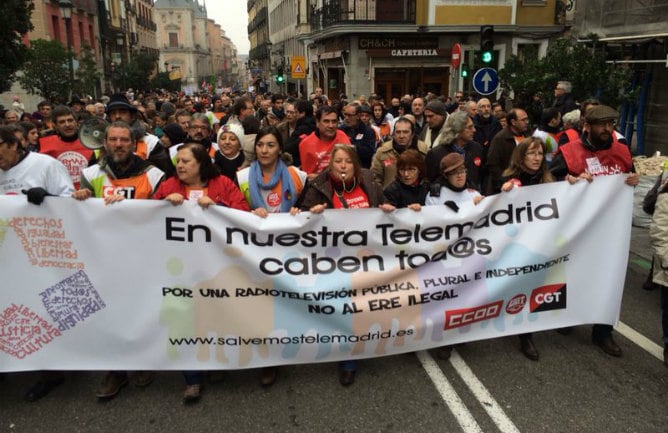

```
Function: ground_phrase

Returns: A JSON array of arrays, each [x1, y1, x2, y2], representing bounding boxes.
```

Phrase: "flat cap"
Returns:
[[424, 100, 447, 116], [440, 152, 465, 174], [584, 105, 618, 123]]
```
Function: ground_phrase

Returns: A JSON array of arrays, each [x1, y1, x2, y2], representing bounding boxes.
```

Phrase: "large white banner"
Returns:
[[0, 175, 632, 371]]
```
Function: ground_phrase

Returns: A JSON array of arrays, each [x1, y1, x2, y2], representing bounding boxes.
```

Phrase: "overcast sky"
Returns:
[[205, 1, 250, 55]]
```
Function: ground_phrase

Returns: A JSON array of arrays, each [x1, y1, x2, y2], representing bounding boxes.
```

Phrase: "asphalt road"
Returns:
[[1, 227, 667, 433]]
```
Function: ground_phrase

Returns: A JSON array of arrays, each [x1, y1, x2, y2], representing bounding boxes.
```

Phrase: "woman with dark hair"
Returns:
[[299, 144, 395, 386], [383, 149, 429, 210], [500, 136, 553, 361], [237, 126, 307, 217], [371, 101, 392, 142], [154, 141, 249, 210], [397, 101, 411, 117], [501, 136, 554, 191], [160, 123, 187, 150], [19, 121, 40, 152], [153, 142, 249, 403], [236, 126, 307, 386]]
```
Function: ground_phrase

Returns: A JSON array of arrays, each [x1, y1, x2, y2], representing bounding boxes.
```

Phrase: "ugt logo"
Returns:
[[529, 284, 566, 313]]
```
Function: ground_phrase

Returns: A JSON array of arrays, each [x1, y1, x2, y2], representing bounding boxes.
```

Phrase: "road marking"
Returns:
[[615, 321, 664, 361], [449, 350, 521, 433], [417, 350, 520, 433], [416, 350, 483, 433]]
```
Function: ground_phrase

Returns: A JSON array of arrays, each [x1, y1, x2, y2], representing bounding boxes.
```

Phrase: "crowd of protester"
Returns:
[[0, 81, 646, 404]]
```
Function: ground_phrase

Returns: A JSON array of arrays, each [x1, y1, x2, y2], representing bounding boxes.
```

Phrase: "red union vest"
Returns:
[[39, 135, 93, 189], [558, 139, 632, 176], [557, 128, 579, 145]]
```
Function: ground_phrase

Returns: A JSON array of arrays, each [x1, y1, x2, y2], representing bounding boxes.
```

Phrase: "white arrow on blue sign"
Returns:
[[472, 68, 499, 95]]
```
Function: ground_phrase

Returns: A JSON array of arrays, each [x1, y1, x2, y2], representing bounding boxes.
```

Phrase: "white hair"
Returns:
[[562, 109, 581, 127], [557, 81, 572, 93]]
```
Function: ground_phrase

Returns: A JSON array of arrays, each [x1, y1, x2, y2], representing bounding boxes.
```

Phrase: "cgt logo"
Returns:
[[444, 300, 503, 330], [102, 185, 136, 199], [530, 284, 567, 313]]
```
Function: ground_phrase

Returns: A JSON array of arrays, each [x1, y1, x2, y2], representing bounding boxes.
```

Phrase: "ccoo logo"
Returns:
[[529, 284, 567, 313]]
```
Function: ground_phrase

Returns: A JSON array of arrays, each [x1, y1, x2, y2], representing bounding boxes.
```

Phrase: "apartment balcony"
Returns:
[[309, 0, 416, 31], [249, 43, 271, 60], [247, 7, 268, 34], [162, 44, 191, 52]]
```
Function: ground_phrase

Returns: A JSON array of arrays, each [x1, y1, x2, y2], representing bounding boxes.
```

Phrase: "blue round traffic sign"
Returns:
[[472, 68, 499, 95]]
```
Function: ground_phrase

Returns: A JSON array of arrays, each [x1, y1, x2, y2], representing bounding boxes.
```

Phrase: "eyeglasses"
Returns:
[[189, 125, 209, 130], [343, 112, 358, 117], [525, 151, 544, 157]]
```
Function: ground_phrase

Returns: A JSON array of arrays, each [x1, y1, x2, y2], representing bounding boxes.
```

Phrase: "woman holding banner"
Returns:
[[425, 152, 484, 360], [299, 143, 395, 385], [237, 126, 306, 217], [500, 136, 554, 361], [153, 141, 249, 403], [382, 149, 430, 210], [236, 126, 307, 386]]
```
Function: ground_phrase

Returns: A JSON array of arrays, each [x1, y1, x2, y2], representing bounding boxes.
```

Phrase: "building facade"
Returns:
[[100, 0, 159, 92], [248, 0, 272, 94], [249, 0, 568, 100], [267, 0, 311, 96], [155, 0, 241, 93], [303, 0, 565, 101], [0, 0, 103, 107]]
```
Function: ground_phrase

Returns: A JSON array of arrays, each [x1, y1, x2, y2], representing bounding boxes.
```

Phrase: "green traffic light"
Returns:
[[277, 75, 284, 83], [482, 51, 493, 63], [461, 69, 468, 78]]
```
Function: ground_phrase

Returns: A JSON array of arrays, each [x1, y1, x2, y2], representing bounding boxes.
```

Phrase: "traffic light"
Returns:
[[480, 25, 494, 64], [275, 65, 284, 83], [461, 67, 468, 78]]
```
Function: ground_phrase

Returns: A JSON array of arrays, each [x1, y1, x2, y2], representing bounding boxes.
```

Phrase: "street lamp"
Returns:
[[116, 33, 125, 63], [59, 0, 74, 95]]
